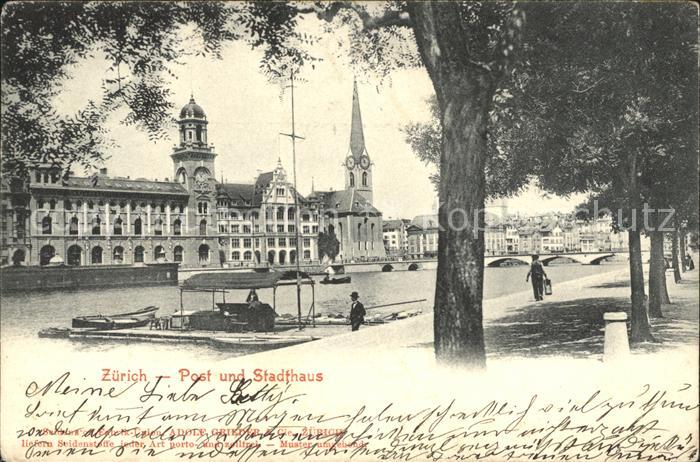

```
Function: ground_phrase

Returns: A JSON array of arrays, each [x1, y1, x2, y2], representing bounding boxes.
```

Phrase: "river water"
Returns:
[[0, 262, 624, 361]]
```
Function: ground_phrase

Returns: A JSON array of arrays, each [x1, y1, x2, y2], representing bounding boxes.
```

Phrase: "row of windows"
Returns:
[[229, 237, 309, 248], [36, 199, 185, 213], [40, 216, 208, 236], [219, 224, 256, 233], [231, 249, 312, 262], [37, 243, 195, 266]]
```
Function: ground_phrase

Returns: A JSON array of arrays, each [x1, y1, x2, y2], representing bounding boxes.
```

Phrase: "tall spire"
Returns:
[[349, 79, 366, 161]]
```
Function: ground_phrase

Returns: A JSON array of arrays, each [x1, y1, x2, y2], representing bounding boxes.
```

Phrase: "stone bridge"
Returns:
[[327, 251, 629, 274]]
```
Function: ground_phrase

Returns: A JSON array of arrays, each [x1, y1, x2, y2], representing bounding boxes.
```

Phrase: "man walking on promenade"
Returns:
[[349, 291, 366, 331], [526, 255, 547, 301]]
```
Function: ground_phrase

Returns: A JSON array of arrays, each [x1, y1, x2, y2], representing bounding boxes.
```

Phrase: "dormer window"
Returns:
[[276, 187, 285, 196]]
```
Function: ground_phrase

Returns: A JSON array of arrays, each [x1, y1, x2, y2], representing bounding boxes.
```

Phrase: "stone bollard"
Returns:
[[603, 311, 630, 361]]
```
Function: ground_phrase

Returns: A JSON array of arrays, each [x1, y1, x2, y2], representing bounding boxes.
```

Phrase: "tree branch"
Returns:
[[294, 2, 411, 31]]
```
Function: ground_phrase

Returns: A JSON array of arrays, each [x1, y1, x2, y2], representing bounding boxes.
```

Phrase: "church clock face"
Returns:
[[346, 156, 356, 170], [359, 155, 370, 170]]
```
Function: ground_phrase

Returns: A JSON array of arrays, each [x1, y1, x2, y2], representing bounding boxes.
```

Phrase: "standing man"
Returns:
[[349, 291, 366, 331], [526, 255, 547, 301]]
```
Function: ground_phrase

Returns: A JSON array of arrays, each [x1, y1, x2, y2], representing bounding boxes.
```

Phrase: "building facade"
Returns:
[[382, 219, 410, 257]]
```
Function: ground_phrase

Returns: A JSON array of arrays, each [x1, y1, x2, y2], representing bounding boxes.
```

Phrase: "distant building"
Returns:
[[406, 215, 439, 259], [383, 219, 410, 256]]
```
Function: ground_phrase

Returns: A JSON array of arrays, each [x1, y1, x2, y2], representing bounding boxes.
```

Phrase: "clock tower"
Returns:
[[343, 81, 373, 204], [171, 95, 216, 236]]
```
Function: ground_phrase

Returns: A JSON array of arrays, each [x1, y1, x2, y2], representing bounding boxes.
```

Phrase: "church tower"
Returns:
[[343, 81, 373, 204], [171, 95, 217, 236]]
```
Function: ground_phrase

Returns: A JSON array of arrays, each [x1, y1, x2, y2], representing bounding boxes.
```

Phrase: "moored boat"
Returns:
[[71, 306, 159, 329], [319, 276, 352, 285]]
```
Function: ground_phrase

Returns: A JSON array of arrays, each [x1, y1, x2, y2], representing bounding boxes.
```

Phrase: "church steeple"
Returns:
[[343, 80, 373, 204], [349, 80, 367, 161]]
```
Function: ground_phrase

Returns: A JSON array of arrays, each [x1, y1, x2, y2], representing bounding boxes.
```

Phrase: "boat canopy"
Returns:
[[181, 271, 314, 291]]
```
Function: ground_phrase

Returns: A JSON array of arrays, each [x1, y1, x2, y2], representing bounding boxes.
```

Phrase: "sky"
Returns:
[[54, 24, 584, 220]]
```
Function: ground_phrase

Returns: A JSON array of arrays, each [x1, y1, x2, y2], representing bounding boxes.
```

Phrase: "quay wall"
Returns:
[[0, 262, 179, 292]]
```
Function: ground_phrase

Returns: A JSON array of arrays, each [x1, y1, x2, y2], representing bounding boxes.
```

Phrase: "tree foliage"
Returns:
[[317, 230, 340, 262]]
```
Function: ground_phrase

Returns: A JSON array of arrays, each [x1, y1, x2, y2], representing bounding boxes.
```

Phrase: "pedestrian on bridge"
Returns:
[[526, 255, 547, 301]]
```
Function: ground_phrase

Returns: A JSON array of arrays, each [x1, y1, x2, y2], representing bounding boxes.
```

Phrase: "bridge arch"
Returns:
[[381, 264, 394, 272], [587, 254, 614, 265], [407, 263, 420, 271], [486, 256, 530, 267], [540, 255, 581, 266]]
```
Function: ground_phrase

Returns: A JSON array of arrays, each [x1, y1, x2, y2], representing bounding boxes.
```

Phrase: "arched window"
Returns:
[[276, 207, 285, 220], [362, 172, 368, 187], [113, 217, 123, 235], [198, 244, 210, 263], [243, 251, 252, 261], [91, 246, 103, 264], [134, 246, 145, 263], [255, 250, 261, 263], [349, 172, 355, 187], [279, 250, 287, 265], [371, 223, 375, 249], [287, 207, 295, 220], [39, 245, 55, 266], [41, 215, 52, 235], [91, 216, 101, 235], [154, 218, 163, 236], [69, 216, 79, 235], [357, 223, 362, 249], [64, 200, 72, 211], [173, 246, 184, 262], [267, 250, 276, 265], [133, 217, 142, 235], [173, 219, 182, 236], [67, 245, 82, 266], [12, 249, 25, 266], [154, 246, 166, 262], [289, 250, 296, 264], [113, 246, 124, 264], [199, 219, 207, 235], [303, 249, 311, 260], [198, 202, 208, 214], [231, 251, 241, 261]]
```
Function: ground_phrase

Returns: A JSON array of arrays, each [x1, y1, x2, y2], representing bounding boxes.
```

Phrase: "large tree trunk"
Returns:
[[679, 228, 688, 272], [671, 229, 682, 282], [629, 229, 655, 342], [409, 3, 500, 368], [648, 230, 667, 318]]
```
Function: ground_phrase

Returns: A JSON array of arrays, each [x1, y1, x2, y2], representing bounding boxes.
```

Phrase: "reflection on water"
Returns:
[[1, 263, 624, 360]]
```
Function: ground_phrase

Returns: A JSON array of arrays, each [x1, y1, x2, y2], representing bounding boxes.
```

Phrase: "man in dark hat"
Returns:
[[349, 291, 366, 331], [526, 254, 547, 301]]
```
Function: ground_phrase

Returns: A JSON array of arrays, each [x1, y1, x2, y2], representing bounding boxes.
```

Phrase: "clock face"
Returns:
[[195, 171, 208, 183], [359, 155, 370, 170], [346, 156, 356, 170]]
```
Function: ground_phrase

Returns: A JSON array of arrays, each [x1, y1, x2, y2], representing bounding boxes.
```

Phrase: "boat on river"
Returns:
[[319, 276, 352, 285], [71, 305, 159, 329]]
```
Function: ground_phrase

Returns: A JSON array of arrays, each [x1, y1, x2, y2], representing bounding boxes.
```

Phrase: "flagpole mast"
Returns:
[[280, 70, 304, 330]]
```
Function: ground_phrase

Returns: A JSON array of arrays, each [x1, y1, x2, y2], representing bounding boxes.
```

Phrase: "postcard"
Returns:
[[1, 2, 698, 461]]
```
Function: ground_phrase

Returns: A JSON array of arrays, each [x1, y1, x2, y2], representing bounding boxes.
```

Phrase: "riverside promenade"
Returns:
[[247, 265, 699, 363]]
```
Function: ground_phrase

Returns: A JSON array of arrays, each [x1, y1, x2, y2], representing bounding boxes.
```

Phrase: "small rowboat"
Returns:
[[210, 335, 316, 351], [72, 306, 159, 329], [319, 276, 351, 285]]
